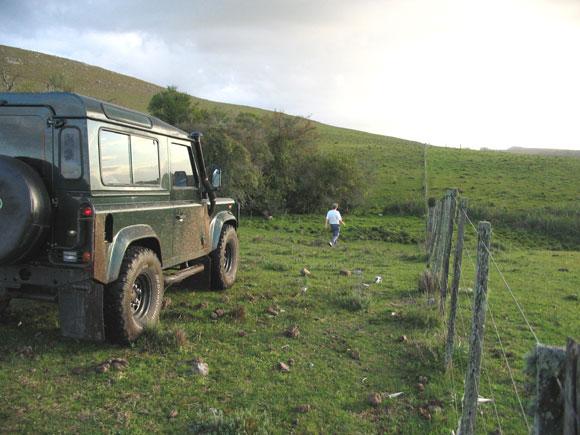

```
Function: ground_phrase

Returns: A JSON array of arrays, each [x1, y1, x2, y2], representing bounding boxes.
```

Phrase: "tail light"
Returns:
[[81, 205, 93, 218]]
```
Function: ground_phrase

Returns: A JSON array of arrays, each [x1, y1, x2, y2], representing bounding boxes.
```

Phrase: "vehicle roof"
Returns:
[[0, 92, 190, 140]]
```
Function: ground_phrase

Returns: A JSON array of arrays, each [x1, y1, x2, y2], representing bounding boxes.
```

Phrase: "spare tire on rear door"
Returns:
[[0, 156, 51, 265]]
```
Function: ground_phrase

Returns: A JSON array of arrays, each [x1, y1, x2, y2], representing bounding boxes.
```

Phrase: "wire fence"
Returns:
[[422, 190, 579, 434]]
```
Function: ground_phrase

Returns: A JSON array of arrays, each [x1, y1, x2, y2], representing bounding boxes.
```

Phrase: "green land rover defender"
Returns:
[[0, 92, 239, 343]]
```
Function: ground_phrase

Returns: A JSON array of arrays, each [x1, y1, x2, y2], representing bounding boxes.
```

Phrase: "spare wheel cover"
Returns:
[[0, 156, 51, 264]]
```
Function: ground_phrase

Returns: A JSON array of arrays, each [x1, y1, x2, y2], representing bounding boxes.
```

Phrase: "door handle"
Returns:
[[176, 214, 185, 222]]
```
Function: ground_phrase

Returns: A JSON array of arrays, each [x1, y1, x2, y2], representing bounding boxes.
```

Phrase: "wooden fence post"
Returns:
[[458, 221, 491, 435], [445, 198, 467, 370], [532, 344, 566, 434], [426, 197, 436, 254], [439, 189, 457, 314], [564, 338, 580, 435], [429, 199, 442, 269]]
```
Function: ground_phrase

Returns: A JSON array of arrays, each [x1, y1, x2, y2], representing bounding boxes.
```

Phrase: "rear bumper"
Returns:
[[0, 264, 90, 290], [0, 265, 104, 342]]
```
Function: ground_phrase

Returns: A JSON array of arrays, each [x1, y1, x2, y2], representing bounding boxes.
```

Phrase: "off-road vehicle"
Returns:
[[0, 92, 239, 343]]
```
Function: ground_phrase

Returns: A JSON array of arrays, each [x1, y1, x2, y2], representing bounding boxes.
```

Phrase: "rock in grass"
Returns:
[[418, 375, 428, 385], [194, 302, 209, 310], [168, 409, 178, 419], [417, 383, 425, 392], [238, 330, 247, 337], [339, 269, 352, 276], [285, 325, 300, 338], [266, 306, 279, 316], [161, 297, 172, 310], [300, 268, 311, 277], [418, 406, 432, 420], [294, 404, 311, 413], [95, 362, 110, 374], [348, 349, 361, 360], [192, 358, 209, 376], [368, 392, 382, 407], [229, 306, 246, 320], [398, 335, 408, 343], [211, 308, 225, 319], [278, 362, 290, 372], [110, 358, 129, 371]]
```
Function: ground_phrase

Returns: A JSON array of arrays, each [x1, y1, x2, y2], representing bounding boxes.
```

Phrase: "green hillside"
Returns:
[[2, 44, 579, 246]]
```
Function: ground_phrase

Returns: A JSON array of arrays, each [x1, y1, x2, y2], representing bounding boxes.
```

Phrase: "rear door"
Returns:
[[0, 106, 55, 241], [0, 106, 54, 189], [169, 142, 210, 263]]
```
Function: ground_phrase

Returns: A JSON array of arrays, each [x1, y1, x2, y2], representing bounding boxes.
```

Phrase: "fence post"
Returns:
[[458, 221, 491, 435], [429, 199, 442, 269], [532, 344, 566, 434], [439, 189, 457, 314], [564, 338, 579, 435], [426, 197, 436, 254], [445, 198, 467, 370]]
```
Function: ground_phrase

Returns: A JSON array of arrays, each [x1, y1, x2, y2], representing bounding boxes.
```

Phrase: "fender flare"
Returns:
[[103, 224, 161, 284], [209, 211, 237, 251]]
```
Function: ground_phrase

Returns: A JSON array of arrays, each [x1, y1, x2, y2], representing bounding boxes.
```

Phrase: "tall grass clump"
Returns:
[[189, 409, 271, 435], [338, 286, 372, 312], [139, 324, 189, 354]]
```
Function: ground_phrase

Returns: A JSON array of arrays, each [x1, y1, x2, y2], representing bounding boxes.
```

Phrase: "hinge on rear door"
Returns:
[[47, 118, 65, 128], [51, 198, 59, 208]]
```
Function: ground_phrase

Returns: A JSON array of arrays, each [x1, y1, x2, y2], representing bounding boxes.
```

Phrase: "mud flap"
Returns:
[[58, 281, 105, 341], [186, 256, 212, 290]]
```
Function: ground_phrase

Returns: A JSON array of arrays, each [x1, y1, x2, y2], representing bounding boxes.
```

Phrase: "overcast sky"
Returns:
[[1, 0, 579, 150]]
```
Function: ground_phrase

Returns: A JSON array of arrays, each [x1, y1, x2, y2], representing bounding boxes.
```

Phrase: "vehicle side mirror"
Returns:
[[211, 168, 222, 190]]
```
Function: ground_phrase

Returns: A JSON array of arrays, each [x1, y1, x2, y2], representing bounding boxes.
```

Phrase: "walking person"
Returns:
[[325, 203, 344, 247]]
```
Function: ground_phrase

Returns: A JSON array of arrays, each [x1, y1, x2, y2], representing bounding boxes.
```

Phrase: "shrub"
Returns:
[[339, 286, 371, 311], [418, 269, 436, 295], [139, 325, 189, 353], [189, 409, 271, 435]]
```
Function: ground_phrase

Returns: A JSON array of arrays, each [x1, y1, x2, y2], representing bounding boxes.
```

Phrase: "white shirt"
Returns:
[[326, 209, 342, 225]]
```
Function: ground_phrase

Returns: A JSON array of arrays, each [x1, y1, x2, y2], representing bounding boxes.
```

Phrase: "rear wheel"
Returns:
[[211, 225, 239, 290], [104, 247, 164, 344]]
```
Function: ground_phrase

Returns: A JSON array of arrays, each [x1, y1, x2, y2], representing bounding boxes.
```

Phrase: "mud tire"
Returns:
[[104, 247, 163, 344], [211, 225, 239, 290]]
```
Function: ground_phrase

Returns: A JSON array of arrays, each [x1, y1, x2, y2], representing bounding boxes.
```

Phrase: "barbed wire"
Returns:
[[461, 208, 540, 344], [487, 300, 532, 432]]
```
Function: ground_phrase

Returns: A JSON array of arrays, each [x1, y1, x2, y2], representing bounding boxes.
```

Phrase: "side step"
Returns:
[[164, 264, 205, 286]]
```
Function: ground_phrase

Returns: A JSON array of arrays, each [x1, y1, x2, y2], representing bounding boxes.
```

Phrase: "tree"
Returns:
[[147, 86, 191, 127]]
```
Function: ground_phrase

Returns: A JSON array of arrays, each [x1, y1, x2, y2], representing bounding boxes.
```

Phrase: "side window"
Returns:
[[171, 143, 197, 187], [60, 127, 82, 179], [99, 130, 131, 185], [132, 136, 160, 185]]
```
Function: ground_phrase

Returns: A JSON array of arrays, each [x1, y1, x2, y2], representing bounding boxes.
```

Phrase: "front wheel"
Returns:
[[211, 225, 239, 290], [104, 247, 164, 344]]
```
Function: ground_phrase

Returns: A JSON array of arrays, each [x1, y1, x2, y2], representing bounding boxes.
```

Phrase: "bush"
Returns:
[[149, 88, 368, 215], [189, 409, 271, 435], [339, 286, 371, 311], [139, 325, 188, 353]]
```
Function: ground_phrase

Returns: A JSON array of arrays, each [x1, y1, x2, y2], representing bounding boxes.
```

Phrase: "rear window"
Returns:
[[99, 130, 131, 185], [60, 127, 82, 179], [99, 130, 161, 187]]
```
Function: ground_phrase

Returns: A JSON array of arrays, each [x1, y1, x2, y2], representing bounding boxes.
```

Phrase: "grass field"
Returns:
[[1, 216, 578, 433]]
